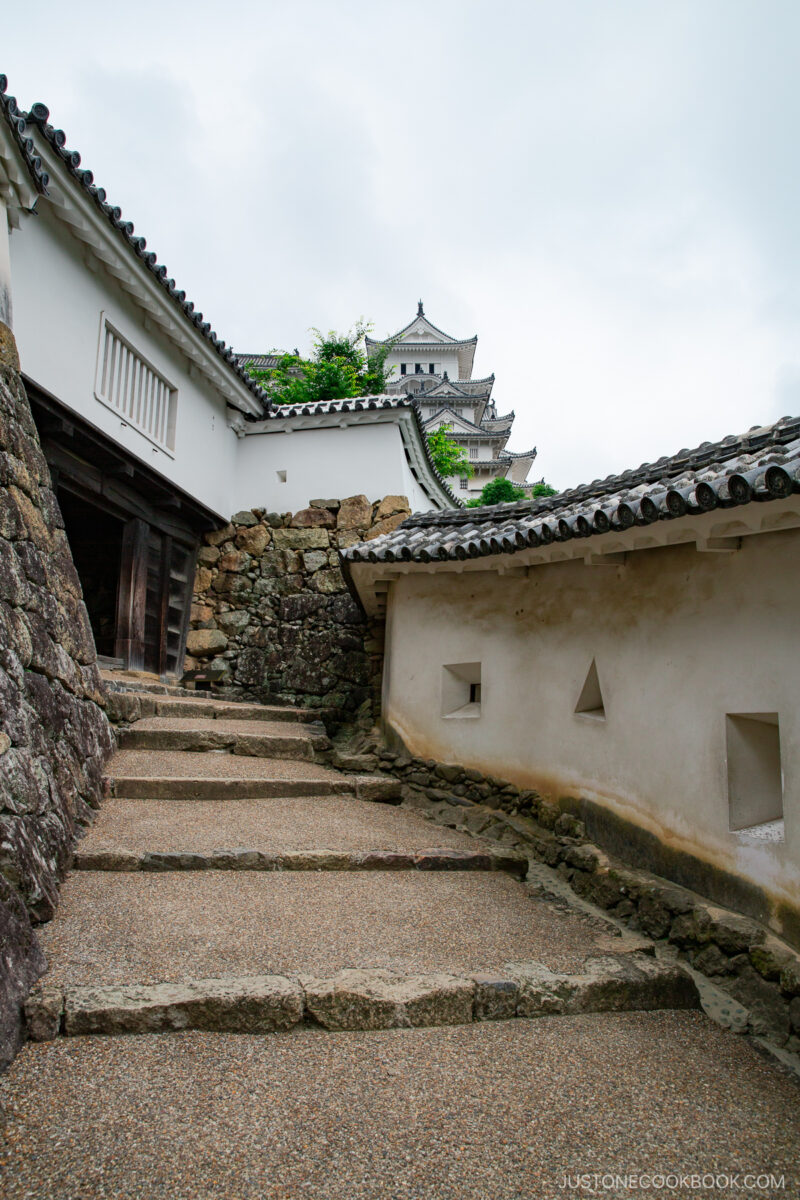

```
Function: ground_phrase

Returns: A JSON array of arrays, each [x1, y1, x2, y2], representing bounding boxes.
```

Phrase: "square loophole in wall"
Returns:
[[726, 713, 784, 840], [441, 662, 482, 719]]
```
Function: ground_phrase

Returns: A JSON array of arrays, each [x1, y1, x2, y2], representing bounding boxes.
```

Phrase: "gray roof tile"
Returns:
[[342, 415, 800, 565]]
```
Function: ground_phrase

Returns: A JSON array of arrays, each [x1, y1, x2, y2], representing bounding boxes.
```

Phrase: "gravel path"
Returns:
[[2, 1013, 797, 1200], [37, 871, 613, 985], [79, 796, 487, 855]]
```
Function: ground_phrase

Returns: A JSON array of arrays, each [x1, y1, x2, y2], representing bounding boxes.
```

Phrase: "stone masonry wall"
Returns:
[[186, 495, 409, 722], [350, 746, 800, 1054], [0, 359, 114, 1069]]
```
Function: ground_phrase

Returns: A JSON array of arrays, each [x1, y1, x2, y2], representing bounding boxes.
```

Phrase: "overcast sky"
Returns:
[[4, 1, 800, 490]]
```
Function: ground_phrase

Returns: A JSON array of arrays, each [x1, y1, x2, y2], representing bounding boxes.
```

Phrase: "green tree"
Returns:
[[245, 322, 395, 405], [466, 476, 527, 506], [465, 476, 559, 507], [426, 423, 474, 480]]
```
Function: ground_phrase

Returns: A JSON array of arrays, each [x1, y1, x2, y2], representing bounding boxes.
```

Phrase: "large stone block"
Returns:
[[185, 629, 228, 659], [337, 495, 372, 530], [235, 525, 270, 556], [313, 568, 346, 594], [302, 969, 475, 1030], [363, 512, 409, 541], [290, 507, 336, 529], [273, 528, 330, 551], [0, 876, 46, 1070], [373, 495, 410, 521], [63, 975, 304, 1035]]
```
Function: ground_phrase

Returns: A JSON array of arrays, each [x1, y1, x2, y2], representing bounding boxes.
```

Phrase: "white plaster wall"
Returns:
[[382, 532, 800, 923], [234, 421, 434, 513], [387, 348, 461, 381], [9, 203, 238, 518]]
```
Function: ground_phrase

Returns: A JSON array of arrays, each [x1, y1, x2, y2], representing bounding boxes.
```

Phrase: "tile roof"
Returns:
[[342, 414, 800, 565], [236, 353, 281, 370], [0, 76, 269, 412], [0, 76, 50, 194]]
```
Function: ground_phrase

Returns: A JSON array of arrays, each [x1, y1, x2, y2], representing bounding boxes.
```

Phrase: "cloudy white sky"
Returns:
[[4, 1, 799, 489]]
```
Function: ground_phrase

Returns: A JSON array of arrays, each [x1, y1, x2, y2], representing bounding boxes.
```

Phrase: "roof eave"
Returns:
[[343, 493, 800, 618], [20, 101, 266, 418]]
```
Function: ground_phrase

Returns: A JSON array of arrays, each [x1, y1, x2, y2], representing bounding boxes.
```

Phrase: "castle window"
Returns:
[[441, 662, 482, 718], [415, 363, 423, 374], [459, 477, 469, 490], [469, 447, 478, 459], [726, 713, 784, 840], [429, 363, 435, 373], [400, 363, 407, 375], [95, 314, 177, 454]]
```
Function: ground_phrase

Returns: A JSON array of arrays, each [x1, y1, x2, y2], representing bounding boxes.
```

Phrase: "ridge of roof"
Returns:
[[342, 414, 800, 566], [3, 81, 269, 412], [422, 406, 488, 436], [0, 76, 50, 195], [366, 305, 478, 348]]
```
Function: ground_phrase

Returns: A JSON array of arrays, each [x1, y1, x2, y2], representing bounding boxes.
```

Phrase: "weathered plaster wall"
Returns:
[[187, 495, 409, 720], [9, 202, 239, 520], [234, 423, 437, 515], [381, 533, 800, 944], [0, 358, 113, 1070]]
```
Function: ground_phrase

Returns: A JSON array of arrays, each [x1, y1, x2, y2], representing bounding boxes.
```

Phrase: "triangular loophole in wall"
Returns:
[[575, 659, 605, 719]]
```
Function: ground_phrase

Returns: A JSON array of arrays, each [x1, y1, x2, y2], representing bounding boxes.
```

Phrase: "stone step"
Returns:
[[77, 796, 489, 860], [25, 954, 699, 1039], [36, 870, 640, 990], [106, 750, 400, 801], [114, 692, 326, 723], [73, 847, 528, 877], [116, 717, 329, 760]]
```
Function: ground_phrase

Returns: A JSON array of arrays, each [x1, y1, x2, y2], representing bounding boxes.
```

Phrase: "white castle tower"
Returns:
[[367, 302, 536, 500]]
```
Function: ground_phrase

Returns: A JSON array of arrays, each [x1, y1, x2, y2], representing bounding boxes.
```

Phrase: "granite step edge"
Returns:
[[72, 847, 529, 877], [105, 774, 401, 803], [24, 953, 700, 1040], [115, 729, 328, 759]]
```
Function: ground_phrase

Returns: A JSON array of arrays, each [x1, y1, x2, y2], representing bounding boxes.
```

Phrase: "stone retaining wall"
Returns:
[[363, 746, 800, 1053], [187, 495, 407, 721], [0, 358, 113, 1070]]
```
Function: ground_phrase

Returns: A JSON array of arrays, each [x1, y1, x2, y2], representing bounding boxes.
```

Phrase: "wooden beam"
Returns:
[[115, 518, 149, 670], [157, 534, 172, 677]]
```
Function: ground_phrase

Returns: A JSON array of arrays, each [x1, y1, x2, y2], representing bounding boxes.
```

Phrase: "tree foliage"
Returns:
[[465, 476, 558, 507], [426, 423, 474, 480], [245, 322, 395, 405]]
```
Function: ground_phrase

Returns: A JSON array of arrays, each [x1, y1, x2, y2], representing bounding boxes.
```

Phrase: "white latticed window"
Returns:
[[469, 447, 478, 459], [95, 314, 177, 453]]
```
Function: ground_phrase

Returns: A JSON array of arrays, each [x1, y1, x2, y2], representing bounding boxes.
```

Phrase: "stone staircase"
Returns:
[[24, 688, 699, 1040]]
